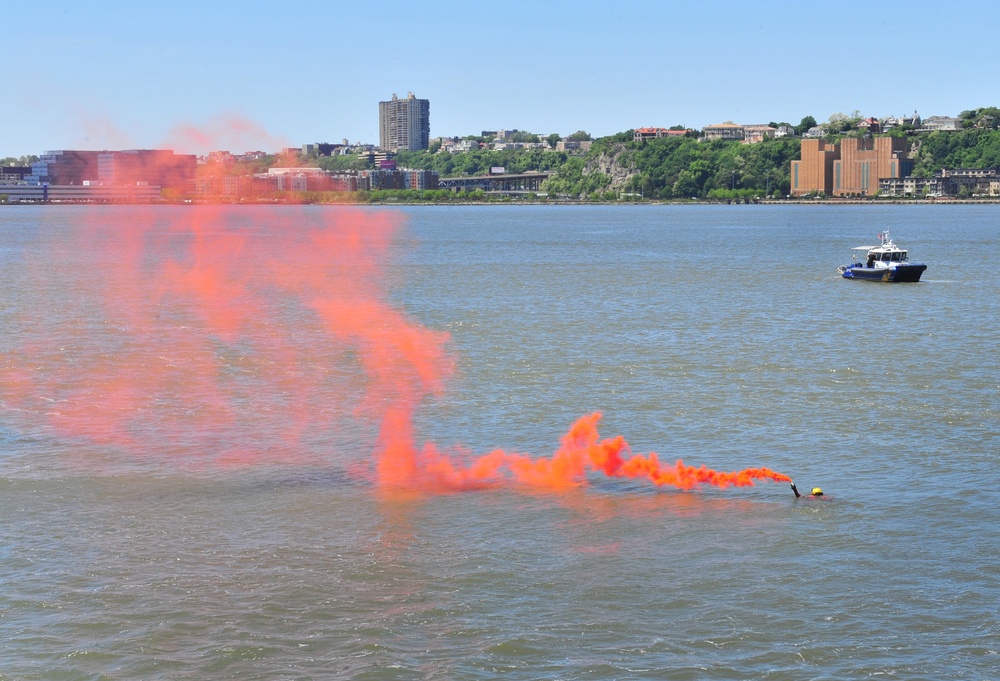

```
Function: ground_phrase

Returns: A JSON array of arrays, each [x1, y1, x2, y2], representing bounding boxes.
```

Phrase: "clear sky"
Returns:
[[5, 0, 999, 158]]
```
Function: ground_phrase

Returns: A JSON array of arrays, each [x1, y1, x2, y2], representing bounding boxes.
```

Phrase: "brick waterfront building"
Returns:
[[791, 137, 912, 197], [791, 139, 839, 196]]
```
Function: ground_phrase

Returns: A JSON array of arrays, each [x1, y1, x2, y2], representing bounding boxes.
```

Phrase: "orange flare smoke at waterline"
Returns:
[[378, 411, 791, 492]]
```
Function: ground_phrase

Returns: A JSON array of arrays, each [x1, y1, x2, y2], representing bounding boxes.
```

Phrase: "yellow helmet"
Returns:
[[811, 487, 824, 496]]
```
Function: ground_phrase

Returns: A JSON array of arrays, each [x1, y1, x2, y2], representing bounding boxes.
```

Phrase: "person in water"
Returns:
[[790, 482, 825, 498]]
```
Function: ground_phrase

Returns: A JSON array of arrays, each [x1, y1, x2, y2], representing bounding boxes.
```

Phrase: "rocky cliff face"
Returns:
[[583, 144, 636, 189]]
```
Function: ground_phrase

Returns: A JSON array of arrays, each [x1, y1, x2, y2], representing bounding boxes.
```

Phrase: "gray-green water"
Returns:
[[1, 204, 997, 679]]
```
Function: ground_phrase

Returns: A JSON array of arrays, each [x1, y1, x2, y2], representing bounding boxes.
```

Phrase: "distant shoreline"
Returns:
[[4, 198, 1000, 207]]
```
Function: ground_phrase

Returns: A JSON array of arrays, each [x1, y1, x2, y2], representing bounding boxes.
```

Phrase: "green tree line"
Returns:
[[539, 134, 803, 200], [372, 125, 1000, 201], [1, 155, 39, 166], [910, 128, 1000, 177]]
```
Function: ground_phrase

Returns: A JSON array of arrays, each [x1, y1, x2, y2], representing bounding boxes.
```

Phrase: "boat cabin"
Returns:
[[851, 232, 910, 269], [855, 246, 910, 268]]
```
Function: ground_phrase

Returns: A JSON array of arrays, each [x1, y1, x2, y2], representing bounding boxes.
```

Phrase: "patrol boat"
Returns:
[[837, 231, 927, 282]]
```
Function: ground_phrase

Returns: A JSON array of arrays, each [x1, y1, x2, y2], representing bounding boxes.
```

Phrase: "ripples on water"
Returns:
[[1, 205, 997, 679]]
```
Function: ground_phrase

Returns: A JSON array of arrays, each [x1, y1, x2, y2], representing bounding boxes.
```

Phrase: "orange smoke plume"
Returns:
[[0, 201, 789, 490], [378, 411, 790, 492], [0, 119, 791, 492]]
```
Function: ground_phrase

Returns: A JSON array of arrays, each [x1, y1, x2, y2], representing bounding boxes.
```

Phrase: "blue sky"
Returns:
[[5, 1, 999, 157]]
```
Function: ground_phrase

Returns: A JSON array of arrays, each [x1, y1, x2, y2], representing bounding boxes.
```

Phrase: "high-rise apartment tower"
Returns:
[[378, 92, 430, 152]]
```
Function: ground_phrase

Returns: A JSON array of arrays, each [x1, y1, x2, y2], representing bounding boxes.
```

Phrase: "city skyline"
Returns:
[[5, 1, 1000, 159]]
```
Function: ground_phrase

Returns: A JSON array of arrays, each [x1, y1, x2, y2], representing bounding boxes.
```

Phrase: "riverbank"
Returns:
[[4, 196, 1000, 207]]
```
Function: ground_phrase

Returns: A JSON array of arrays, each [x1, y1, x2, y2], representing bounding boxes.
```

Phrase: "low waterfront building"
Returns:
[[28, 150, 101, 184], [0, 183, 163, 202], [936, 168, 1000, 196], [402, 169, 438, 190], [0, 166, 31, 183], [97, 149, 196, 191], [878, 168, 1000, 197], [878, 176, 938, 197], [359, 168, 438, 191], [266, 167, 326, 177], [27, 149, 195, 191], [327, 174, 361, 192], [437, 171, 549, 194], [193, 176, 243, 198]]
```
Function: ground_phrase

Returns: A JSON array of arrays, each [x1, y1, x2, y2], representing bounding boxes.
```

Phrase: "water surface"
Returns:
[[1, 204, 997, 679]]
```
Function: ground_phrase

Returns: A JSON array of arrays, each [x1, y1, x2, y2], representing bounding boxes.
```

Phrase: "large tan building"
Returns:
[[833, 137, 910, 196], [791, 137, 911, 197], [790, 139, 840, 196]]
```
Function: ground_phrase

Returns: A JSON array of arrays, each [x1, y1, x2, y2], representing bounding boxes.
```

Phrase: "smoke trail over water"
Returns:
[[1, 203, 788, 491]]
